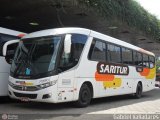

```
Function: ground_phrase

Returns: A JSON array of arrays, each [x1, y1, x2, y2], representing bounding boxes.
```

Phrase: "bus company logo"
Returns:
[[2, 114, 8, 120], [21, 86, 27, 91], [97, 62, 129, 75], [16, 81, 33, 86], [95, 62, 125, 88], [16, 81, 25, 85]]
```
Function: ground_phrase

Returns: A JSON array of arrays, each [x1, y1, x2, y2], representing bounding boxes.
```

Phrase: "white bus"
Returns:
[[0, 27, 25, 97], [6, 28, 156, 107]]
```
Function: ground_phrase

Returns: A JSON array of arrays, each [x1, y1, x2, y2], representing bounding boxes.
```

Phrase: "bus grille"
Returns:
[[11, 85, 39, 91], [13, 92, 37, 99]]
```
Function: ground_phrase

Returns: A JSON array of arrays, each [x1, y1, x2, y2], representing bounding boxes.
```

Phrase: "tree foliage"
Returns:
[[79, 0, 160, 41]]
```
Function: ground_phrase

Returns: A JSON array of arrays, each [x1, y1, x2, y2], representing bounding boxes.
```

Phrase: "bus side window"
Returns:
[[133, 51, 142, 66], [149, 56, 155, 68], [88, 39, 106, 62], [107, 44, 121, 63], [5, 43, 18, 64], [143, 54, 149, 68], [122, 47, 133, 65]]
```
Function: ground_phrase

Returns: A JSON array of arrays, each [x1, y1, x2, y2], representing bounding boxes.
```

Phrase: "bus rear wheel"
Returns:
[[134, 82, 142, 98], [75, 84, 92, 107]]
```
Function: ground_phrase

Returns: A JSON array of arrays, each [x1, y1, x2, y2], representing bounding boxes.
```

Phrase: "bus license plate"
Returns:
[[20, 97, 29, 102]]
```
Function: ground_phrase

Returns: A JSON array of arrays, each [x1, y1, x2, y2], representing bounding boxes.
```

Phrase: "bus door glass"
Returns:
[[58, 34, 88, 87]]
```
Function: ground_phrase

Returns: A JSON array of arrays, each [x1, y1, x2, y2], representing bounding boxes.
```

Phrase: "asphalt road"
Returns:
[[0, 88, 160, 120]]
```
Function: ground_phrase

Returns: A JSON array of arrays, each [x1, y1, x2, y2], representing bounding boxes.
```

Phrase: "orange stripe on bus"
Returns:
[[140, 68, 150, 76], [95, 72, 114, 81]]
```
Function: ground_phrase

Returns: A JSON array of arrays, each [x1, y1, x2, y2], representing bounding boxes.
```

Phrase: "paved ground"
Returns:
[[0, 88, 160, 120]]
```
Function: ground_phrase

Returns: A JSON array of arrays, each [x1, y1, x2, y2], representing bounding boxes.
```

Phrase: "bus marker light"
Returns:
[[18, 34, 26, 38]]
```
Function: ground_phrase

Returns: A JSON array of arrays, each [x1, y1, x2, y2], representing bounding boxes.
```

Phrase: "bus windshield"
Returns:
[[10, 36, 61, 78]]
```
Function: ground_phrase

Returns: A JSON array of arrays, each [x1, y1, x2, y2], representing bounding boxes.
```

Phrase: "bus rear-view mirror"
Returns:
[[3, 40, 19, 56], [3, 40, 19, 64], [64, 34, 72, 54]]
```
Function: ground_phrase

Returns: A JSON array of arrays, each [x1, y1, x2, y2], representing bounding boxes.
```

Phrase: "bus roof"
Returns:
[[23, 27, 155, 56], [23, 27, 91, 38], [0, 27, 26, 36]]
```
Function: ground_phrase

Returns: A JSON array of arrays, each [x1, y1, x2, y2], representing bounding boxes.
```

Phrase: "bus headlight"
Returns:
[[37, 80, 57, 89]]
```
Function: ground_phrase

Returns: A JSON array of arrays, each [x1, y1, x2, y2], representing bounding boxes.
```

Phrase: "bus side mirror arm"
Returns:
[[2, 40, 19, 56]]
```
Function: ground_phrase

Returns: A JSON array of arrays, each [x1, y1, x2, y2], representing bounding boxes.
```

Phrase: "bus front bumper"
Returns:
[[8, 85, 59, 103]]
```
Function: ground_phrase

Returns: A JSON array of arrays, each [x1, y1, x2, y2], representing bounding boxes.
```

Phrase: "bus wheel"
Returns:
[[75, 84, 92, 107], [134, 82, 142, 98]]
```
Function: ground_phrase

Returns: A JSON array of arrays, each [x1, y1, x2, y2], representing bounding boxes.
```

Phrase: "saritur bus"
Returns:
[[5, 28, 155, 107], [0, 27, 25, 97]]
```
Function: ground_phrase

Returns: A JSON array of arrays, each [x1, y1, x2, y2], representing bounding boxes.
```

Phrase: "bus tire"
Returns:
[[134, 82, 142, 99], [75, 84, 92, 107]]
